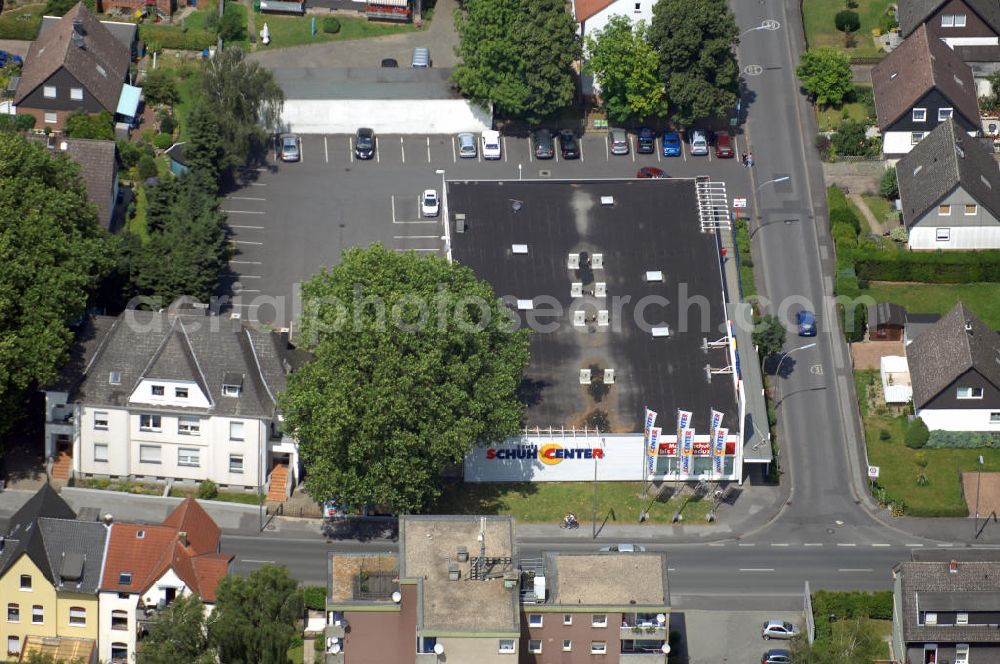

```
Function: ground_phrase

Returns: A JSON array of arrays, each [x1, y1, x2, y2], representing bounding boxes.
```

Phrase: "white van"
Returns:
[[482, 130, 501, 160]]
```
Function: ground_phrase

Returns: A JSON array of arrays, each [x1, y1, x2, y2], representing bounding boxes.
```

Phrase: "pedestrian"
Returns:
[[747, 152, 754, 168], [742, 153, 749, 167]]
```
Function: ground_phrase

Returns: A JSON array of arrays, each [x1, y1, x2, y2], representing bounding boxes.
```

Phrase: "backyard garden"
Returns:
[[802, 0, 898, 61]]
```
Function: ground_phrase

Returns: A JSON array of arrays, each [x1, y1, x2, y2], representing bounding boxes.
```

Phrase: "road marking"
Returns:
[[400, 136, 405, 163], [225, 210, 265, 215], [396, 247, 440, 252], [707, 141, 713, 162], [349, 137, 354, 163], [708, 542, 725, 547], [604, 135, 609, 160], [528, 136, 534, 162], [241, 559, 275, 564], [579, 139, 585, 162], [906, 543, 924, 547], [231, 240, 263, 245], [376, 137, 380, 163], [394, 235, 440, 239], [937, 543, 955, 547], [682, 140, 687, 162], [739, 568, 775, 572], [234, 274, 261, 279], [738, 543, 755, 547], [229, 260, 262, 265], [631, 136, 635, 162], [657, 137, 661, 162], [836, 543, 857, 547], [871, 543, 891, 547], [324, 136, 329, 163], [503, 136, 508, 162], [426, 136, 431, 163], [249, 183, 266, 187], [229, 224, 265, 230], [228, 196, 266, 201], [234, 289, 261, 294], [735, 136, 742, 163], [838, 569, 873, 573], [770, 543, 790, 547], [391, 195, 396, 222], [804, 543, 824, 547], [667, 567, 676, 572], [395, 220, 437, 224], [252, 167, 267, 172]]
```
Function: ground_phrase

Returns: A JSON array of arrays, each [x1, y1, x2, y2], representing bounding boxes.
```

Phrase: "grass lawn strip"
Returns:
[[802, 0, 894, 58], [861, 282, 1000, 329], [252, 12, 420, 49], [860, 194, 892, 229], [817, 100, 870, 132]]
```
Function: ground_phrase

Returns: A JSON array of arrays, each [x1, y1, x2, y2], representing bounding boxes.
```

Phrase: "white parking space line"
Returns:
[[234, 289, 261, 294], [503, 137, 508, 162], [391, 195, 396, 222], [236, 274, 262, 279], [395, 220, 437, 224], [604, 135, 609, 160], [528, 136, 533, 163], [396, 247, 440, 252], [735, 136, 742, 163], [249, 183, 266, 187], [228, 196, 266, 201], [229, 260, 262, 265], [682, 141, 687, 161], [579, 139, 584, 162], [838, 569, 873, 573], [225, 210, 265, 215], [804, 543, 823, 547], [906, 543, 924, 547], [657, 138, 661, 162], [400, 136, 405, 163], [300, 140, 304, 163], [451, 136, 457, 163], [426, 137, 431, 163], [836, 543, 857, 547], [324, 136, 329, 163], [348, 137, 354, 163], [707, 142, 713, 162], [631, 137, 635, 162], [231, 240, 263, 245], [229, 224, 265, 230], [871, 543, 891, 547], [394, 235, 440, 239]]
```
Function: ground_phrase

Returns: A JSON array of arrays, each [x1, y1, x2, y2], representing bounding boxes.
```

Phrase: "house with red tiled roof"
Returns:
[[96, 498, 233, 664], [571, 0, 653, 40]]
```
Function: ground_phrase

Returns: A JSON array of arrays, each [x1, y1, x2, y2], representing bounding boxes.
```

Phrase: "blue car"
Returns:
[[662, 131, 682, 157], [0, 51, 23, 68], [797, 310, 817, 336]]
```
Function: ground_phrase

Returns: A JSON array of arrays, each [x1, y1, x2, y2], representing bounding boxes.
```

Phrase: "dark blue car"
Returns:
[[662, 131, 682, 157], [637, 127, 655, 154], [797, 310, 817, 336]]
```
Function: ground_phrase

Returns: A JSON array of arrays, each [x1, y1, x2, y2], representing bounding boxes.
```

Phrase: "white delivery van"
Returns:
[[481, 130, 501, 160]]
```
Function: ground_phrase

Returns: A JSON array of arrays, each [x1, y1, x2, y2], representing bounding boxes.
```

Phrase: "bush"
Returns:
[[138, 154, 159, 180], [926, 430, 1000, 449], [878, 429, 891, 441], [916, 473, 929, 486], [905, 418, 929, 449], [303, 585, 327, 611], [197, 480, 219, 500], [811, 590, 893, 642], [153, 132, 174, 150], [853, 249, 1000, 283], [219, 4, 245, 42], [323, 16, 341, 33], [879, 166, 898, 199], [815, 134, 833, 161], [159, 113, 177, 135], [205, 10, 220, 32], [914, 451, 928, 467], [117, 139, 152, 170], [64, 110, 114, 140], [832, 119, 879, 157], [0, 114, 36, 133], [835, 10, 861, 34], [879, 9, 899, 33], [143, 69, 180, 106], [889, 225, 908, 242]]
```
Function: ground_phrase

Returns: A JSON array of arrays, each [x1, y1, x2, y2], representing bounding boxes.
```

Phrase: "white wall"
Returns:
[[917, 408, 1000, 431], [142, 569, 191, 608], [82, 406, 130, 476], [883, 132, 918, 155], [98, 591, 137, 664], [909, 225, 1000, 249], [944, 37, 999, 46], [129, 378, 211, 409], [280, 99, 493, 135], [578, 0, 653, 38]]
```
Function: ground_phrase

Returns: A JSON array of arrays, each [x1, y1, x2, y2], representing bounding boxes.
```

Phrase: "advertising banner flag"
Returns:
[[648, 427, 661, 456], [647, 451, 656, 474], [712, 427, 728, 474], [710, 409, 724, 438], [680, 428, 694, 474], [644, 408, 658, 441], [676, 410, 692, 435]]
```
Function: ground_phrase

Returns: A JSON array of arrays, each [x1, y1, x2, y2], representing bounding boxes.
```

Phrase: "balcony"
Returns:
[[621, 625, 667, 640]]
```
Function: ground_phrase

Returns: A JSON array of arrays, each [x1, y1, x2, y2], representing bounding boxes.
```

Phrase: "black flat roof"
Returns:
[[449, 179, 736, 433]]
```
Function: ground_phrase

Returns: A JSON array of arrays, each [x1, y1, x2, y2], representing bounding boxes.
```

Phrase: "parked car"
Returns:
[[380, 58, 398, 68], [662, 131, 682, 157], [411, 47, 431, 68], [599, 543, 646, 552], [457, 132, 477, 159], [533, 128, 555, 159], [559, 130, 580, 159], [762, 620, 799, 640], [481, 130, 501, 160], [278, 133, 300, 162], [637, 127, 655, 154], [609, 127, 629, 155], [761, 648, 792, 664], [636, 167, 666, 179], [797, 310, 817, 336], [355, 128, 375, 160], [689, 129, 709, 155], [421, 189, 440, 217], [715, 132, 735, 158]]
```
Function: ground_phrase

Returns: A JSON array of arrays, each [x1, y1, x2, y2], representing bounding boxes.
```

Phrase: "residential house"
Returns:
[[869, 302, 907, 341], [899, 0, 1000, 49], [98, 497, 232, 664], [0, 485, 107, 661], [14, 3, 140, 131], [324, 515, 671, 663], [43, 303, 304, 500], [907, 302, 1000, 431], [164, 141, 189, 176], [896, 119, 1000, 249], [38, 137, 120, 231], [892, 558, 1000, 663], [571, 0, 653, 40], [871, 24, 981, 156], [37, 13, 139, 61]]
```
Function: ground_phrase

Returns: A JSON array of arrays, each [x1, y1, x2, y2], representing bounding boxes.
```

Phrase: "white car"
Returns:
[[482, 130, 501, 160], [421, 189, 440, 217], [689, 129, 709, 156]]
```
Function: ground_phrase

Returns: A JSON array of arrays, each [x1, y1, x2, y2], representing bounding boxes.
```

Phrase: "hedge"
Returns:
[[905, 418, 929, 449], [303, 585, 326, 611], [927, 430, 1000, 449], [853, 248, 1000, 283], [140, 25, 216, 50], [811, 590, 893, 642]]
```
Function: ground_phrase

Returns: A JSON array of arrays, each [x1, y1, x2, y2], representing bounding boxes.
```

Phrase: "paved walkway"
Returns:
[[848, 191, 889, 234]]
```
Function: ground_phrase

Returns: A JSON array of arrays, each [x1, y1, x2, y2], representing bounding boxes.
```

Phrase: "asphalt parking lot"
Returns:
[[678, 610, 803, 664], [221, 131, 753, 327]]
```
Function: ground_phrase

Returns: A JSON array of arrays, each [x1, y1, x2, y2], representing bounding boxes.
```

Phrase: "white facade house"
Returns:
[[572, 0, 653, 39], [43, 305, 304, 499], [880, 355, 913, 404]]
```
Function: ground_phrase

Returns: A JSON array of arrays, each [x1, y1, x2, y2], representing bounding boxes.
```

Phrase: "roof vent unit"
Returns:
[[600, 195, 614, 206], [71, 31, 85, 50], [954, 74, 964, 87], [567, 253, 580, 269], [645, 270, 664, 283], [595, 282, 607, 297], [579, 368, 591, 384], [503, 571, 518, 589], [533, 574, 546, 602], [72, 17, 84, 34], [955, 145, 965, 159], [447, 561, 460, 581], [456, 545, 468, 562], [982, 174, 992, 190], [592, 253, 604, 269], [571, 282, 583, 298], [913, 165, 922, 177], [59, 141, 68, 151], [516, 299, 533, 311], [392, 591, 402, 603], [949, 559, 959, 574], [651, 326, 670, 338], [889, 72, 898, 80], [512, 244, 528, 254], [455, 213, 466, 233], [604, 369, 615, 384], [573, 311, 586, 327], [965, 320, 973, 332], [598, 310, 609, 326]]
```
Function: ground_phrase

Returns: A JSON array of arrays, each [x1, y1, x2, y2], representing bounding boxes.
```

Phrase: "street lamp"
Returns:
[[756, 176, 790, 193], [741, 19, 780, 37], [774, 342, 817, 380], [975, 454, 985, 538], [748, 217, 798, 241]]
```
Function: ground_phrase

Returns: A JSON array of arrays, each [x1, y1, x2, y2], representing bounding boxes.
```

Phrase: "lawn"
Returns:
[[861, 282, 1000, 329], [858, 372, 1000, 517], [802, 0, 895, 59], [817, 100, 870, 131], [251, 12, 421, 50], [861, 194, 894, 229], [435, 481, 713, 524], [170, 486, 265, 505], [0, 3, 44, 40]]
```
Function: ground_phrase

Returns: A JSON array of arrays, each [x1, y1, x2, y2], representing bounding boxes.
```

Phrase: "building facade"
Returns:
[[900, 0, 1000, 48]]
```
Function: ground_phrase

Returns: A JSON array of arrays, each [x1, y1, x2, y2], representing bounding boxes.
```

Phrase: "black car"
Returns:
[[637, 127, 655, 154], [355, 127, 375, 160], [533, 128, 555, 159], [380, 58, 398, 68], [559, 130, 579, 159]]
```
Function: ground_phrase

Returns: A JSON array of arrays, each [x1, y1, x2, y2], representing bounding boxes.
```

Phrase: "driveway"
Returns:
[[0, 39, 31, 58], [678, 610, 803, 664], [249, 0, 461, 69]]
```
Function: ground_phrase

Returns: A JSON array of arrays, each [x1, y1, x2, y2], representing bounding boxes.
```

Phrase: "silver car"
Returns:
[[457, 132, 477, 158], [761, 620, 799, 640], [689, 129, 709, 156], [279, 133, 300, 162], [599, 543, 646, 552], [609, 127, 629, 155]]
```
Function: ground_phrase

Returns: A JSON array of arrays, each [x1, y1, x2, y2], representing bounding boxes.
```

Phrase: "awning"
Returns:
[[116, 84, 142, 118], [259, 0, 305, 13], [367, 0, 407, 7]]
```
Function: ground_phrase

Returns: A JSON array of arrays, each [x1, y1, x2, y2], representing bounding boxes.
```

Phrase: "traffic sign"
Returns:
[[733, 197, 748, 208], [868, 465, 880, 480]]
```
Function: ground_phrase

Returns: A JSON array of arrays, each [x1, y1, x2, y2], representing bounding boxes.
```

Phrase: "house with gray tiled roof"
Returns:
[[892, 558, 1000, 663], [896, 119, 1000, 250], [43, 303, 304, 501]]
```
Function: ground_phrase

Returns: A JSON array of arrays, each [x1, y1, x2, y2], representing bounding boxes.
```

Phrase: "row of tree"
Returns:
[[453, 0, 741, 126]]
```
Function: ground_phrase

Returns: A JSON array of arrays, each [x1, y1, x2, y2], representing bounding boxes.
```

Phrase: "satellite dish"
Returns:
[[510, 199, 523, 212], [392, 591, 402, 603], [434, 643, 445, 655], [657, 613, 666, 624], [330, 644, 341, 654], [661, 644, 671, 654]]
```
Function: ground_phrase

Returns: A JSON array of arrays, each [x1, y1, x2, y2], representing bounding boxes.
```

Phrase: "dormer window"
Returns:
[[151, 385, 164, 396], [222, 372, 244, 397], [223, 384, 240, 397], [912, 108, 927, 122], [175, 387, 188, 398], [109, 371, 122, 385], [924, 612, 937, 626]]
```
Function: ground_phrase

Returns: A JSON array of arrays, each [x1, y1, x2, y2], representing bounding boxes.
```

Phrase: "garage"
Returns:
[[272, 67, 492, 134]]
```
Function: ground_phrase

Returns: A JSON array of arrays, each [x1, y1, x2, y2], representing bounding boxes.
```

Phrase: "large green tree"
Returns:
[[0, 134, 111, 433], [453, 0, 580, 122], [209, 564, 303, 664], [137, 595, 217, 664], [63, 110, 114, 140], [796, 48, 853, 108], [585, 16, 667, 124], [281, 244, 530, 513], [648, 0, 739, 126]]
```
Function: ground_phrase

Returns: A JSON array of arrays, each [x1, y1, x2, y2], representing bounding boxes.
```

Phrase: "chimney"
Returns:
[[178, 531, 188, 547], [965, 320, 973, 333], [949, 559, 958, 574]]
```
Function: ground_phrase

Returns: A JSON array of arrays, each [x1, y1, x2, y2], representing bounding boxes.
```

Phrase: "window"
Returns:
[[591, 641, 608, 654], [32, 605, 43, 624], [956, 644, 970, 664], [991, 412, 1000, 423], [939, 108, 954, 121], [230, 421, 245, 441], [633, 1, 640, 9], [110, 643, 127, 662], [7, 603, 18, 622], [70, 87, 83, 100], [117, 592, 129, 600], [69, 606, 86, 626], [139, 414, 161, 432], [528, 614, 543, 627], [911, 132, 925, 145], [938, 205, 951, 216], [957, 387, 985, 399], [941, 14, 966, 27], [563, 640, 572, 652], [924, 612, 937, 625], [956, 612, 969, 625], [178, 447, 200, 467], [223, 384, 240, 397], [592, 614, 607, 627], [139, 444, 161, 464], [7, 636, 19, 657], [936, 228, 951, 241], [151, 385, 164, 396], [178, 416, 200, 435], [528, 639, 542, 654], [965, 204, 978, 215], [94, 443, 108, 463], [94, 411, 109, 430], [43, 85, 56, 98], [563, 614, 573, 625], [44, 113, 57, 124], [111, 610, 128, 630], [20, 575, 31, 590], [175, 387, 188, 398], [498, 639, 516, 654], [109, 371, 122, 385], [118, 572, 132, 586], [912, 108, 927, 122], [229, 454, 244, 473]]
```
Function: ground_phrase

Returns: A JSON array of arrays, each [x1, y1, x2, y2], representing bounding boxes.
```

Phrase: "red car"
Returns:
[[636, 167, 666, 179], [715, 133, 735, 158]]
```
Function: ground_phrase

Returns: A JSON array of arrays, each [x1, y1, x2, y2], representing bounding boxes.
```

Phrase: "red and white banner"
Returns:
[[676, 410, 692, 434], [680, 428, 694, 473], [644, 408, 658, 440], [712, 427, 728, 474], [710, 410, 724, 438]]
